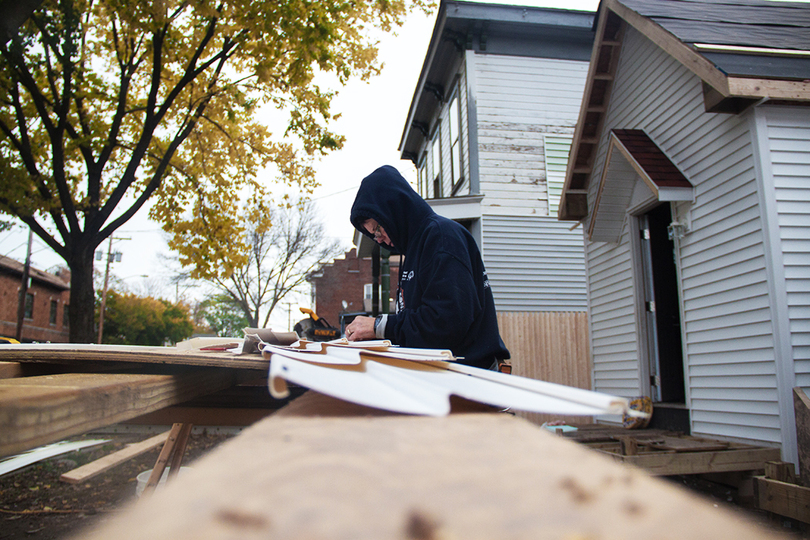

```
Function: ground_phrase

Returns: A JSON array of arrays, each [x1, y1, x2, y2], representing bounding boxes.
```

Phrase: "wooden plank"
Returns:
[[78, 413, 784, 540], [0, 343, 269, 370], [143, 423, 188, 496], [168, 423, 193, 481], [60, 430, 171, 484], [0, 369, 239, 458], [606, 447, 782, 476], [755, 476, 810, 523], [795, 387, 810, 488], [0, 361, 24, 379], [764, 461, 797, 485]]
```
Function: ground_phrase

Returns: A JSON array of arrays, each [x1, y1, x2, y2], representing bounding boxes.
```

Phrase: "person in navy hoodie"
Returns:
[[344, 165, 510, 370]]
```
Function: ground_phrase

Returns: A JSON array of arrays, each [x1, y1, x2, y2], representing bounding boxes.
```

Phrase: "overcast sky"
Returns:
[[0, 1, 603, 330]]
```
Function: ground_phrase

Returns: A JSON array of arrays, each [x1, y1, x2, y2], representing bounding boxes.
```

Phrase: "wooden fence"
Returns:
[[497, 311, 592, 426]]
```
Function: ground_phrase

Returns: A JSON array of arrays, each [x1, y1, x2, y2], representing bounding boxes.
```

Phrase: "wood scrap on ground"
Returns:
[[60, 430, 171, 484]]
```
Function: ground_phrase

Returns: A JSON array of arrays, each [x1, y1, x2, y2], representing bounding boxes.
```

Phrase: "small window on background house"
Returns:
[[64, 304, 70, 327], [24, 292, 34, 319], [449, 96, 462, 186], [432, 129, 442, 198], [50, 300, 58, 325]]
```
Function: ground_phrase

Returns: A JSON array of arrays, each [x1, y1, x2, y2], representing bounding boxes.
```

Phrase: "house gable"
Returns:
[[560, 0, 810, 222]]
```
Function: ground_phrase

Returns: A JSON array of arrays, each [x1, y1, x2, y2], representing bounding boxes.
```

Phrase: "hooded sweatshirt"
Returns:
[[350, 165, 510, 369]]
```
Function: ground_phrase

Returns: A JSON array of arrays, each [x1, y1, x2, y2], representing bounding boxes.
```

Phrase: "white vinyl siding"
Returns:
[[545, 134, 573, 218], [764, 107, 810, 392], [586, 228, 639, 398], [474, 54, 588, 217], [482, 215, 587, 311], [586, 26, 782, 445]]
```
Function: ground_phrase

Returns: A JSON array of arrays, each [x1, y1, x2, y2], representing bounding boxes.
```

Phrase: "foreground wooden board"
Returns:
[[0, 343, 268, 370], [755, 476, 810, 523], [0, 369, 239, 458], [76, 411, 782, 539]]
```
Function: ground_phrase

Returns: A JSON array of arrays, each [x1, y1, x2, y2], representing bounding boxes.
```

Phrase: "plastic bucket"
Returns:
[[135, 467, 191, 497]]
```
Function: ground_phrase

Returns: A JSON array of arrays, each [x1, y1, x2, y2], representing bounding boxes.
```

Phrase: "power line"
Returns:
[[310, 184, 359, 201]]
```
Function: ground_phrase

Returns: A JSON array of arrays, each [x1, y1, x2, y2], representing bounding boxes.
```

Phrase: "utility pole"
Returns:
[[283, 302, 295, 332], [14, 228, 33, 341], [97, 236, 127, 344]]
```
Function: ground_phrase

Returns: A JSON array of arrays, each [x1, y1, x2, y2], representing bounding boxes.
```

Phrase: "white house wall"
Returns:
[[587, 26, 784, 447], [473, 53, 588, 217], [760, 107, 810, 394], [586, 224, 639, 399], [482, 215, 588, 312]]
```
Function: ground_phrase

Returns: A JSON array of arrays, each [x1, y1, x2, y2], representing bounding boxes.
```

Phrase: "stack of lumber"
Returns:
[[751, 388, 810, 524], [0, 342, 270, 458]]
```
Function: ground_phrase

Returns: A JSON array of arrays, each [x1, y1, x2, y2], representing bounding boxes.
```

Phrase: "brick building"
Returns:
[[0, 255, 70, 343], [307, 248, 400, 333]]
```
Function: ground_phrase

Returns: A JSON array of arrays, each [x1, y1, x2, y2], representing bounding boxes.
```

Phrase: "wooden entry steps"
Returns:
[[561, 425, 781, 476]]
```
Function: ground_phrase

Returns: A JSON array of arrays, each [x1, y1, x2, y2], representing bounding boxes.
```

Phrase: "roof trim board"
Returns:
[[559, 7, 625, 221], [587, 130, 693, 242]]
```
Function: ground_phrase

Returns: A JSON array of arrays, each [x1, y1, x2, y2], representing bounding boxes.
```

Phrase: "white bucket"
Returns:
[[135, 467, 191, 497]]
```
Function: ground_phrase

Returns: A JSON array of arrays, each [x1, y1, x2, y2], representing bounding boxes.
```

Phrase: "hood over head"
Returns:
[[350, 165, 435, 252]]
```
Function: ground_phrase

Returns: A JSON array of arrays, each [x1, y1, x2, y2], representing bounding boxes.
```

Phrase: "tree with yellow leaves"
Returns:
[[0, 0, 431, 342]]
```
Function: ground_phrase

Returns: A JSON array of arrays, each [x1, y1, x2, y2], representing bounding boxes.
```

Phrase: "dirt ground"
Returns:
[[0, 430, 236, 540], [1, 429, 808, 540]]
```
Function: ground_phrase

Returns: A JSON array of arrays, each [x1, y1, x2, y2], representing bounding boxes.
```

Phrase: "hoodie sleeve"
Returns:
[[384, 247, 481, 352]]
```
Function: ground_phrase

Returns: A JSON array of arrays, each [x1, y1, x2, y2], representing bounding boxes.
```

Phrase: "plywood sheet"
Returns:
[[74, 413, 784, 540]]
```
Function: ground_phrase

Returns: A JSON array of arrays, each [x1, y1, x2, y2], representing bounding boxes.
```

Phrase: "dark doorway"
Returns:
[[639, 204, 688, 431]]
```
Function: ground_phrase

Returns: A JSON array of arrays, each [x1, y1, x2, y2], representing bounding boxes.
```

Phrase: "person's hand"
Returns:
[[345, 316, 376, 341]]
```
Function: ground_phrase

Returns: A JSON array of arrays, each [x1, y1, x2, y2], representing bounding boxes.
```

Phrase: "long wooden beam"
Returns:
[[602, 446, 781, 476], [77, 404, 784, 540], [0, 343, 269, 371], [0, 369, 240, 458]]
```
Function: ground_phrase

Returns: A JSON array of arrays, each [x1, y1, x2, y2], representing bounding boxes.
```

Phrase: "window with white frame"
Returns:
[[432, 128, 442, 198], [448, 95, 462, 187], [418, 152, 428, 197]]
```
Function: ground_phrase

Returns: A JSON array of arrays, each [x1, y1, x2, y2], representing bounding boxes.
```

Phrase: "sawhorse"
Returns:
[[140, 423, 193, 497]]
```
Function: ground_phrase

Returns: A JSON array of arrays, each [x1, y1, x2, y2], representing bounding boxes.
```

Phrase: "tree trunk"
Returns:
[[67, 248, 97, 343]]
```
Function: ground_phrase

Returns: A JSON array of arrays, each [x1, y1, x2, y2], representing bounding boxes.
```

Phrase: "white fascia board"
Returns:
[[427, 195, 484, 221]]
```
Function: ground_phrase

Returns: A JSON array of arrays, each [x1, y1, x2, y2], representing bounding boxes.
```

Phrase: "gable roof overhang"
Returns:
[[588, 130, 693, 243], [559, 0, 810, 222], [398, 0, 595, 164], [0, 255, 69, 291]]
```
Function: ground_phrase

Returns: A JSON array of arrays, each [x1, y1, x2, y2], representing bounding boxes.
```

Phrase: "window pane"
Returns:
[[452, 140, 462, 185], [432, 135, 441, 180], [449, 97, 459, 141], [50, 300, 58, 325], [24, 293, 34, 319]]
